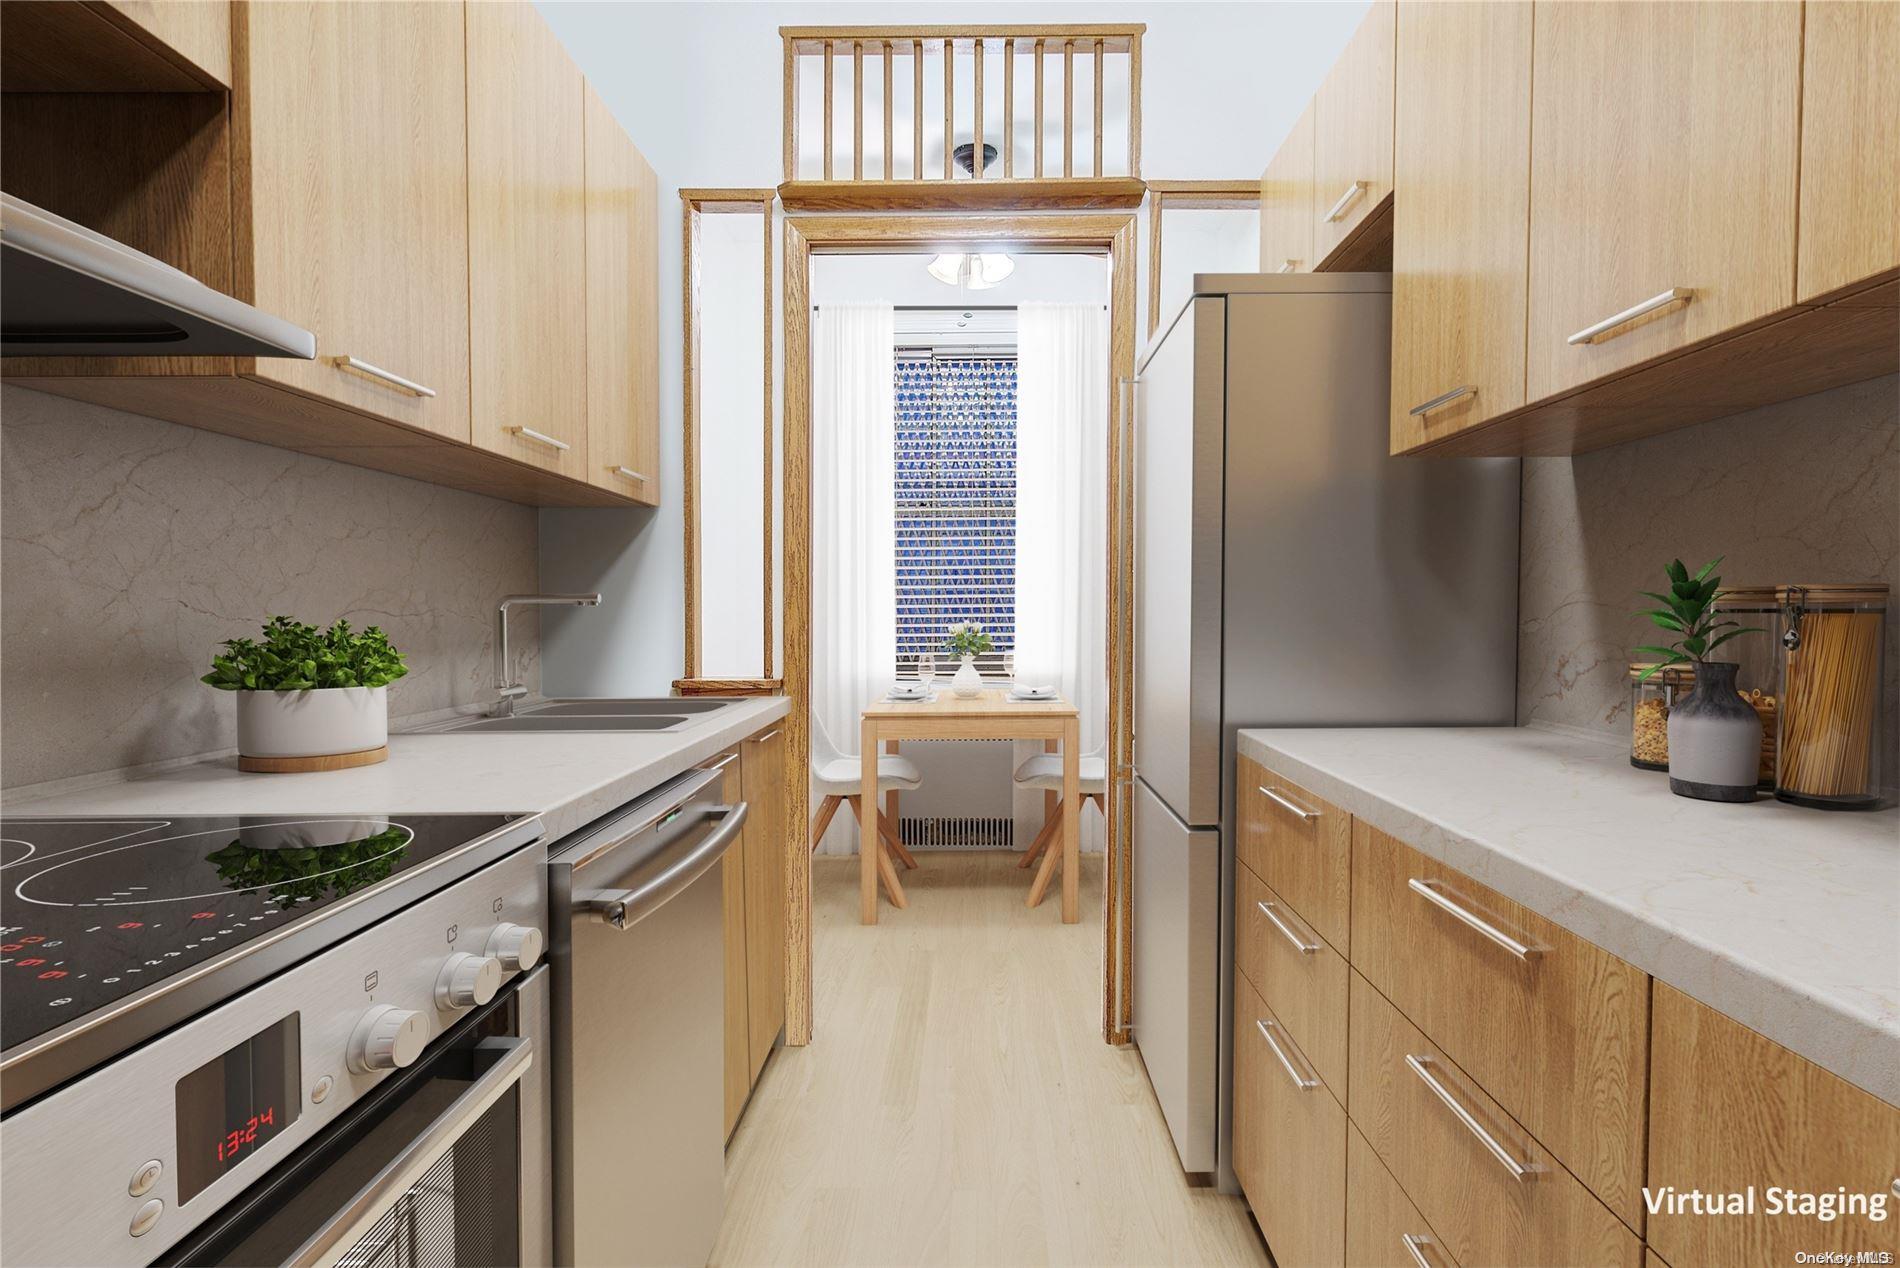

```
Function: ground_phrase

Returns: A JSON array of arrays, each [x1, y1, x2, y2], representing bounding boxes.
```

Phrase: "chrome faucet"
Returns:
[[493, 593, 601, 717]]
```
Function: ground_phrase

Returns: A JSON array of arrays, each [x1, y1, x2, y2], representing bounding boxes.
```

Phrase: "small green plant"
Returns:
[[1633, 556, 1761, 681], [942, 620, 994, 660], [202, 616, 409, 692]]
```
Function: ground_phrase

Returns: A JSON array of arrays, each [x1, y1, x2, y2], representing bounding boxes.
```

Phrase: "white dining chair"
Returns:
[[809, 717, 922, 906], [1012, 748, 1108, 909]]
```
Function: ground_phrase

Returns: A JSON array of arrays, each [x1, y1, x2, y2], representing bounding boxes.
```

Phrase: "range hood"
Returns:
[[0, 193, 315, 359]]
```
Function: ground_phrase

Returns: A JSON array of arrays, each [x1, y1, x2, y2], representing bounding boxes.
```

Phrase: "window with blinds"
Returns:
[[893, 354, 1017, 678]]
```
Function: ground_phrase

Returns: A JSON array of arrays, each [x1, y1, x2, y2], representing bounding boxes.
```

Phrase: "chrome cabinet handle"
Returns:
[[1276, 259, 1299, 274], [1400, 1233, 1437, 1268], [1259, 785, 1320, 822], [1408, 384, 1477, 417], [609, 465, 648, 483], [1566, 287, 1694, 345], [1323, 180, 1368, 223], [1407, 877, 1540, 960], [1256, 900, 1320, 954], [1255, 1018, 1321, 1091], [509, 426, 571, 452], [752, 728, 781, 742], [1406, 1053, 1535, 1181], [332, 355, 436, 398]]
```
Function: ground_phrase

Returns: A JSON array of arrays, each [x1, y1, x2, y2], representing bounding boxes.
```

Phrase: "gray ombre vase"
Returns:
[[1666, 661, 1762, 802]]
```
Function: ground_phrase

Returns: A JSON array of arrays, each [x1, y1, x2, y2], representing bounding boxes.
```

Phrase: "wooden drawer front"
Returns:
[[1236, 862, 1348, 1097], [1350, 822, 1647, 1226], [1345, 1123, 1457, 1268], [1347, 973, 1641, 1268], [1648, 983, 1900, 1265], [1237, 755, 1352, 952], [1235, 975, 1346, 1268]]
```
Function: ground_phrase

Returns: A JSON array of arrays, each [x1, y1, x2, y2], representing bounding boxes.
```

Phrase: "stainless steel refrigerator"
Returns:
[[1129, 274, 1520, 1188]]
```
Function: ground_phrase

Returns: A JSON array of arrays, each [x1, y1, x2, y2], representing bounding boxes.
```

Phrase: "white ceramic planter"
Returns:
[[951, 655, 984, 698], [235, 685, 388, 759]]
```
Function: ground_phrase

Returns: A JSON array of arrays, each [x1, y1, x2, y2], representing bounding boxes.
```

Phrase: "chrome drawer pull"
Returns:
[[1259, 785, 1320, 822], [1255, 1018, 1321, 1091], [1566, 287, 1694, 345], [1323, 180, 1368, 223], [1407, 877, 1540, 960], [1406, 1053, 1535, 1181], [1408, 384, 1477, 417], [1256, 900, 1320, 954], [509, 426, 571, 452], [609, 465, 648, 483], [753, 728, 781, 742], [1276, 259, 1299, 274], [333, 355, 436, 398], [1400, 1233, 1437, 1268]]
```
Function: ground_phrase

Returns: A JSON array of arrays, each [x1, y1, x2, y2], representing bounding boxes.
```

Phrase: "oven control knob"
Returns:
[[350, 1006, 426, 1073], [435, 952, 503, 1011], [485, 923, 544, 972]]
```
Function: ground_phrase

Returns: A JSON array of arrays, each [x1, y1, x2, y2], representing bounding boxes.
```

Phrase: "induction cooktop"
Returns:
[[0, 813, 539, 1088]]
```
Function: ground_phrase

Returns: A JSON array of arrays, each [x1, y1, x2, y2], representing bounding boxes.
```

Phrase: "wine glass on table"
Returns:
[[917, 653, 936, 697]]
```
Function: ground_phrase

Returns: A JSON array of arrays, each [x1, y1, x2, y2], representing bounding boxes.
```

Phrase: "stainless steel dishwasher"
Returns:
[[547, 767, 748, 1268]]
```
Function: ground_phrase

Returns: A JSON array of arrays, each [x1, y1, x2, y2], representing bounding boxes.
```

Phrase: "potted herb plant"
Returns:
[[942, 620, 993, 698], [203, 616, 408, 771], [1634, 557, 1763, 802]]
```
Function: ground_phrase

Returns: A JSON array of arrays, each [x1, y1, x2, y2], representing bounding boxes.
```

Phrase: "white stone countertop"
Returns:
[[1237, 724, 1900, 1106], [3, 697, 789, 847]]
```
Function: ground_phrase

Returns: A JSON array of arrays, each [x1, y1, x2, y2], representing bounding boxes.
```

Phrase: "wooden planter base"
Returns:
[[238, 745, 388, 774]]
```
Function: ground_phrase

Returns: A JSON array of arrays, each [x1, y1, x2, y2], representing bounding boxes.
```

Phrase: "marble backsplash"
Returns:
[[1517, 374, 1899, 791], [1, 385, 540, 790]]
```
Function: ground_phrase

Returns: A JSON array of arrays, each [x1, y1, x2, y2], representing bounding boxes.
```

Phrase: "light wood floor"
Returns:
[[712, 850, 1268, 1267]]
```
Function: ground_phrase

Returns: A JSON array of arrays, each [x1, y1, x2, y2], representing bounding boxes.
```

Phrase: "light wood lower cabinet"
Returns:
[[1647, 983, 1900, 1265], [1345, 1123, 1455, 1268], [1350, 821, 1649, 1227], [1258, 100, 1315, 276], [1235, 974, 1346, 1268], [1524, 0, 1802, 402], [1236, 863, 1348, 1096], [1237, 755, 1352, 953], [465, 0, 588, 480], [583, 80, 661, 504], [1310, 0, 1393, 264], [740, 725, 787, 1077], [1387, 0, 1532, 453], [1347, 972, 1642, 1268], [236, 0, 472, 442], [1796, 0, 1900, 302]]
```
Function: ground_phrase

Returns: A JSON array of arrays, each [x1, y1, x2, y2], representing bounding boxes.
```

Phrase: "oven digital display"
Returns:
[[174, 1014, 301, 1204]]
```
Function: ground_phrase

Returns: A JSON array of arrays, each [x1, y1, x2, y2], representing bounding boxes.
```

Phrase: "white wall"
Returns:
[[537, 1, 1370, 693]]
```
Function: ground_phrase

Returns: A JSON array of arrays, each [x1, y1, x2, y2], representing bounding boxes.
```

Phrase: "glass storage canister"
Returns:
[[1773, 584, 1887, 810], [1712, 586, 1782, 788], [1628, 662, 1696, 771]]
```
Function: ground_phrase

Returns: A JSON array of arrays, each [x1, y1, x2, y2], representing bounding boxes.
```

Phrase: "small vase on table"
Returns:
[[951, 654, 983, 698]]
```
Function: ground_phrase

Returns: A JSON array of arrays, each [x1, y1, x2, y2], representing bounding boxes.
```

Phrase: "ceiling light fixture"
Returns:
[[926, 253, 1015, 291]]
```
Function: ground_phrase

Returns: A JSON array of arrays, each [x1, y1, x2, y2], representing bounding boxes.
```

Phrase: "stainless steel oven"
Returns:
[[159, 969, 550, 1268]]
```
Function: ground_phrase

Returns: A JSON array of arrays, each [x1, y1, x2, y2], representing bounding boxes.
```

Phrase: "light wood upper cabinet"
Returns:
[[1311, 0, 1394, 263], [1388, 0, 1532, 454], [1525, 0, 1801, 401], [466, 0, 588, 479], [1648, 983, 1900, 1265], [583, 82, 661, 504], [99, 0, 229, 87], [1797, 1, 1900, 303], [236, 0, 471, 442], [1259, 101, 1315, 275]]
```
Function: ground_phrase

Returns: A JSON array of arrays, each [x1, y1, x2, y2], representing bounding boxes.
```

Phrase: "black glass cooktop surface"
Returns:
[[0, 813, 518, 1051]]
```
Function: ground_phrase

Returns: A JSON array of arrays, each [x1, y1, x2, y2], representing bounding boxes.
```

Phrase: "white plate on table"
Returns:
[[886, 686, 935, 702], [1008, 684, 1057, 701]]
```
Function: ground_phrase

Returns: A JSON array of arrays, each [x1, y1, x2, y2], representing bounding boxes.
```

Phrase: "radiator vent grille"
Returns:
[[898, 816, 1015, 849]]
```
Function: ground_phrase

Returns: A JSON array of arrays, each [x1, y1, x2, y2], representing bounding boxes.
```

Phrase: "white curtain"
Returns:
[[811, 303, 896, 852], [1013, 302, 1110, 850]]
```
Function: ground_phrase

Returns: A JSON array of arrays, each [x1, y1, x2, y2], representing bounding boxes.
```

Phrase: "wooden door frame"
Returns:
[[782, 211, 1139, 1047]]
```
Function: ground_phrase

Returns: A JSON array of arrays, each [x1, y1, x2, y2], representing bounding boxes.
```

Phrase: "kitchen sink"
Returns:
[[425, 697, 742, 735], [449, 715, 689, 733]]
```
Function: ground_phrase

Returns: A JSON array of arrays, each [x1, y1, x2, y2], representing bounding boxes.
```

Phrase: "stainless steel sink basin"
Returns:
[[450, 715, 688, 733], [425, 697, 741, 734], [528, 699, 729, 717]]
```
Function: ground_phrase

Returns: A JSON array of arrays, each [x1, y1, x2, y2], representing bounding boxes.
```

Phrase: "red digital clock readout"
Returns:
[[215, 1105, 278, 1163]]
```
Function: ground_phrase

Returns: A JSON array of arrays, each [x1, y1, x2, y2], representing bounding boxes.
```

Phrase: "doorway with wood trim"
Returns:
[[780, 212, 1138, 1050]]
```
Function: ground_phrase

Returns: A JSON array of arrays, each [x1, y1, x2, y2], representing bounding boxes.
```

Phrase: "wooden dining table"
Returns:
[[860, 688, 1082, 925]]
